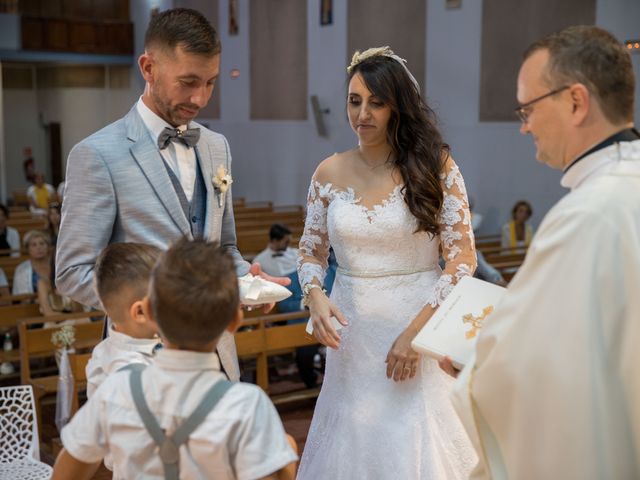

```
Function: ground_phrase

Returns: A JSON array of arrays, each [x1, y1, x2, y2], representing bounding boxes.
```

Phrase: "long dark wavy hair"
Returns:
[[349, 55, 448, 236]]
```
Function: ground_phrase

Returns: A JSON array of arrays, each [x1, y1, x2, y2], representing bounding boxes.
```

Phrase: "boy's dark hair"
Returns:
[[150, 237, 239, 347], [0, 203, 8, 219], [95, 243, 162, 310], [269, 223, 292, 242], [511, 200, 533, 220], [144, 7, 221, 57]]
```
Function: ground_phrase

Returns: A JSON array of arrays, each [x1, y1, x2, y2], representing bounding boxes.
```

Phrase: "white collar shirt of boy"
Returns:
[[61, 348, 298, 480], [136, 97, 197, 202], [252, 247, 299, 277], [85, 327, 159, 399]]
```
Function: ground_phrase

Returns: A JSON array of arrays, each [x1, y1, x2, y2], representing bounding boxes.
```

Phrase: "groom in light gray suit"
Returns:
[[56, 8, 275, 381]]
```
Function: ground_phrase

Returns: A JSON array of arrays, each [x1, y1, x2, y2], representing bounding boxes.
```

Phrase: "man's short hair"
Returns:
[[269, 224, 292, 242], [150, 238, 239, 348], [144, 7, 220, 56], [95, 243, 162, 310], [0, 203, 8, 219], [524, 25, 635, 124]]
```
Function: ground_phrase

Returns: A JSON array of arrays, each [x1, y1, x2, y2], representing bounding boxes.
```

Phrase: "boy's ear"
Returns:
[[225, 307, 244, 334], [135, 296, 155, 325], [129, 299, 147, 324]]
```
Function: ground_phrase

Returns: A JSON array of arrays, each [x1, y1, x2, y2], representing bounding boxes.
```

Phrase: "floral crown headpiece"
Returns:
[[346, 46, 420, 91]]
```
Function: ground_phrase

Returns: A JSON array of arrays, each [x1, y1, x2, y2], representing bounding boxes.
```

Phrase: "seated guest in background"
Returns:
[[53, 238, 298, 480], [253, 224, 301, 312], [501, 200, 534, 251], [475, 251, 507, 287], [27, 172, 56, 215], [86, 242, 162, 399], [47, 203, 62, 247], [12, 230, 51, 295], [37, 255, 83, 318], [0, 204, 20, 257], [0, 267, 10, 305], [253, 223, 298, 277]]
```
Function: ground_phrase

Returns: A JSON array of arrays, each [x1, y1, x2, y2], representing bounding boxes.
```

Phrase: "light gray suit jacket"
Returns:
[[56, 105, 249, 381]]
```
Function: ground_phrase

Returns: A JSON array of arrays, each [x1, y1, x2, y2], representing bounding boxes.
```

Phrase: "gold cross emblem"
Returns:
[[462, 306, 494, 339]]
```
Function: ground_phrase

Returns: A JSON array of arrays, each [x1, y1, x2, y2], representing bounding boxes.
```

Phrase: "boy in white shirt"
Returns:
[[86, 242, 163, 398], [52, 238, 298, 480]]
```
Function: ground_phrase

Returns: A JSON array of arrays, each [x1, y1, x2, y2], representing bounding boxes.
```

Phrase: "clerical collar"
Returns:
[[563, 127, 640, 174]]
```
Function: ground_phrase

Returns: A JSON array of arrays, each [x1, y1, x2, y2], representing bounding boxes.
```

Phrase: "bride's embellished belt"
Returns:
[[337, 265, 437, 278]]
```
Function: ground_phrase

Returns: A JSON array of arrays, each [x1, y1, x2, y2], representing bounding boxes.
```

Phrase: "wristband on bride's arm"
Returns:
[[302, 283, 326, 307]]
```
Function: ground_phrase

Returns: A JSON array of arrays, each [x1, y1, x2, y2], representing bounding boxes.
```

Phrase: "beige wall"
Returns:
[[479, 0, 596, 121]]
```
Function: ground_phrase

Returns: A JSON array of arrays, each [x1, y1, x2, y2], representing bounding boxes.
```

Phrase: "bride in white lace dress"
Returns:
[[296, 47, 478, 479]]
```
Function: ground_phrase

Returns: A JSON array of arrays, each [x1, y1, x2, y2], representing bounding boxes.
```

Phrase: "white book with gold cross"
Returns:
[[411, 276, 506, 369]]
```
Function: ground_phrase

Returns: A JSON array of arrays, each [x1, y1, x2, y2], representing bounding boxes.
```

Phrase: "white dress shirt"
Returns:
[[2, 226, 20, 257], [252, 247, 298, 277], [62, 348, 297, 480], [136, 98, 197, 202], [11, 260, 33, 295], [85, 326, 159, 398]]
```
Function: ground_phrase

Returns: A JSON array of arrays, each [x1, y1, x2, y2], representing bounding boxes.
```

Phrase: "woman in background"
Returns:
[[501, 200, 534, 251]]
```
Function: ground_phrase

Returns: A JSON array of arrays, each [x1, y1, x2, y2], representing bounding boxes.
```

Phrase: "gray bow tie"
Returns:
[[157, 127, 200, 149]]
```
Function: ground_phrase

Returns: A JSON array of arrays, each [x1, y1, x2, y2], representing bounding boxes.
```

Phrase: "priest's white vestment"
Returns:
[[454, 139, 640, 480]]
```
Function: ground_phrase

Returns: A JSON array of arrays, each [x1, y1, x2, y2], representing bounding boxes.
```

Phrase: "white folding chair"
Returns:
[[0, 385, 53, 479]]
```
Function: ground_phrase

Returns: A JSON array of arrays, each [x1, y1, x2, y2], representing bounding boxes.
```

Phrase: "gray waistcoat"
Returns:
[[161, 150, 207, 238]]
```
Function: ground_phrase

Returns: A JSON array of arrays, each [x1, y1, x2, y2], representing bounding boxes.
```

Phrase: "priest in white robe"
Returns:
[[451, 26, 640, 480]]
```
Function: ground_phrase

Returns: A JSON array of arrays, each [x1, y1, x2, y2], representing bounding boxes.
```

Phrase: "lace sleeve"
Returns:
[[428, 157, 477, 307], [297, 179, 331, 288]]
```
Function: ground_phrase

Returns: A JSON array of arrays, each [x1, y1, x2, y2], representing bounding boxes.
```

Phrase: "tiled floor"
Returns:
[[39, 360, 318, 478]]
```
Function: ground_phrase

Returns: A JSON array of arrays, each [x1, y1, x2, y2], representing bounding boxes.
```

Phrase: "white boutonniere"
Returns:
[[212, 165, 233, 206]]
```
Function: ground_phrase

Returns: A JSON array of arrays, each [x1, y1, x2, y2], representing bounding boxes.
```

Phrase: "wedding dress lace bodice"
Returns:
[[298, 157, 476, 307], [295, 157, 478, 479]]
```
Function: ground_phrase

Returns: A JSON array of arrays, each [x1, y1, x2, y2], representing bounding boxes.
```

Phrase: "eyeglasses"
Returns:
[[514, 85, 569, 123]]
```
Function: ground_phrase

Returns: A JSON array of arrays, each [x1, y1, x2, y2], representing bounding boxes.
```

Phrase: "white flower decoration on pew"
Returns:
[[51, 325, 76, 350]]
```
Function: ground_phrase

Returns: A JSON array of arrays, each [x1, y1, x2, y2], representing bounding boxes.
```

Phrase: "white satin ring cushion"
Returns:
[[238, 274, 292, 305]]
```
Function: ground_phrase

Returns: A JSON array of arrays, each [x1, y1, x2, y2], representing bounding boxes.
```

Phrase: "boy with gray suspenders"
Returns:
[[53, 238, 298, 480]]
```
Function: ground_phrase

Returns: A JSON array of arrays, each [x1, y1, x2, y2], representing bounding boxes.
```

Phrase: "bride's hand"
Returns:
[[385, 328, 421, 382], [307, 289, 348, 350]]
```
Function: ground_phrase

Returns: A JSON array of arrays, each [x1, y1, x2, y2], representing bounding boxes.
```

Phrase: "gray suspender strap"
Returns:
[[127, 364, 234, 480]]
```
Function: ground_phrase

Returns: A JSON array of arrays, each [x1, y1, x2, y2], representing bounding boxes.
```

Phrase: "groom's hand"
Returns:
[[247, 263, 292, 312], [249, 263, 291, 286]]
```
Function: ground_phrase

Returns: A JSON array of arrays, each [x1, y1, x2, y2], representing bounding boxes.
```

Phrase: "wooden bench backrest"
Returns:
[[68, 352, 93, 415], [236, 310, 313, 355], [7, 211, 33, 220], [7, 218, 47, 229], [235, 211, 304, 224], [484, 252, 527, 266], [18, 313, 104, 384], [12, 190, 29, 207], [0, 303, 40, 329], [68, 352, 91, 383], [235, 310, 314, 392]]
